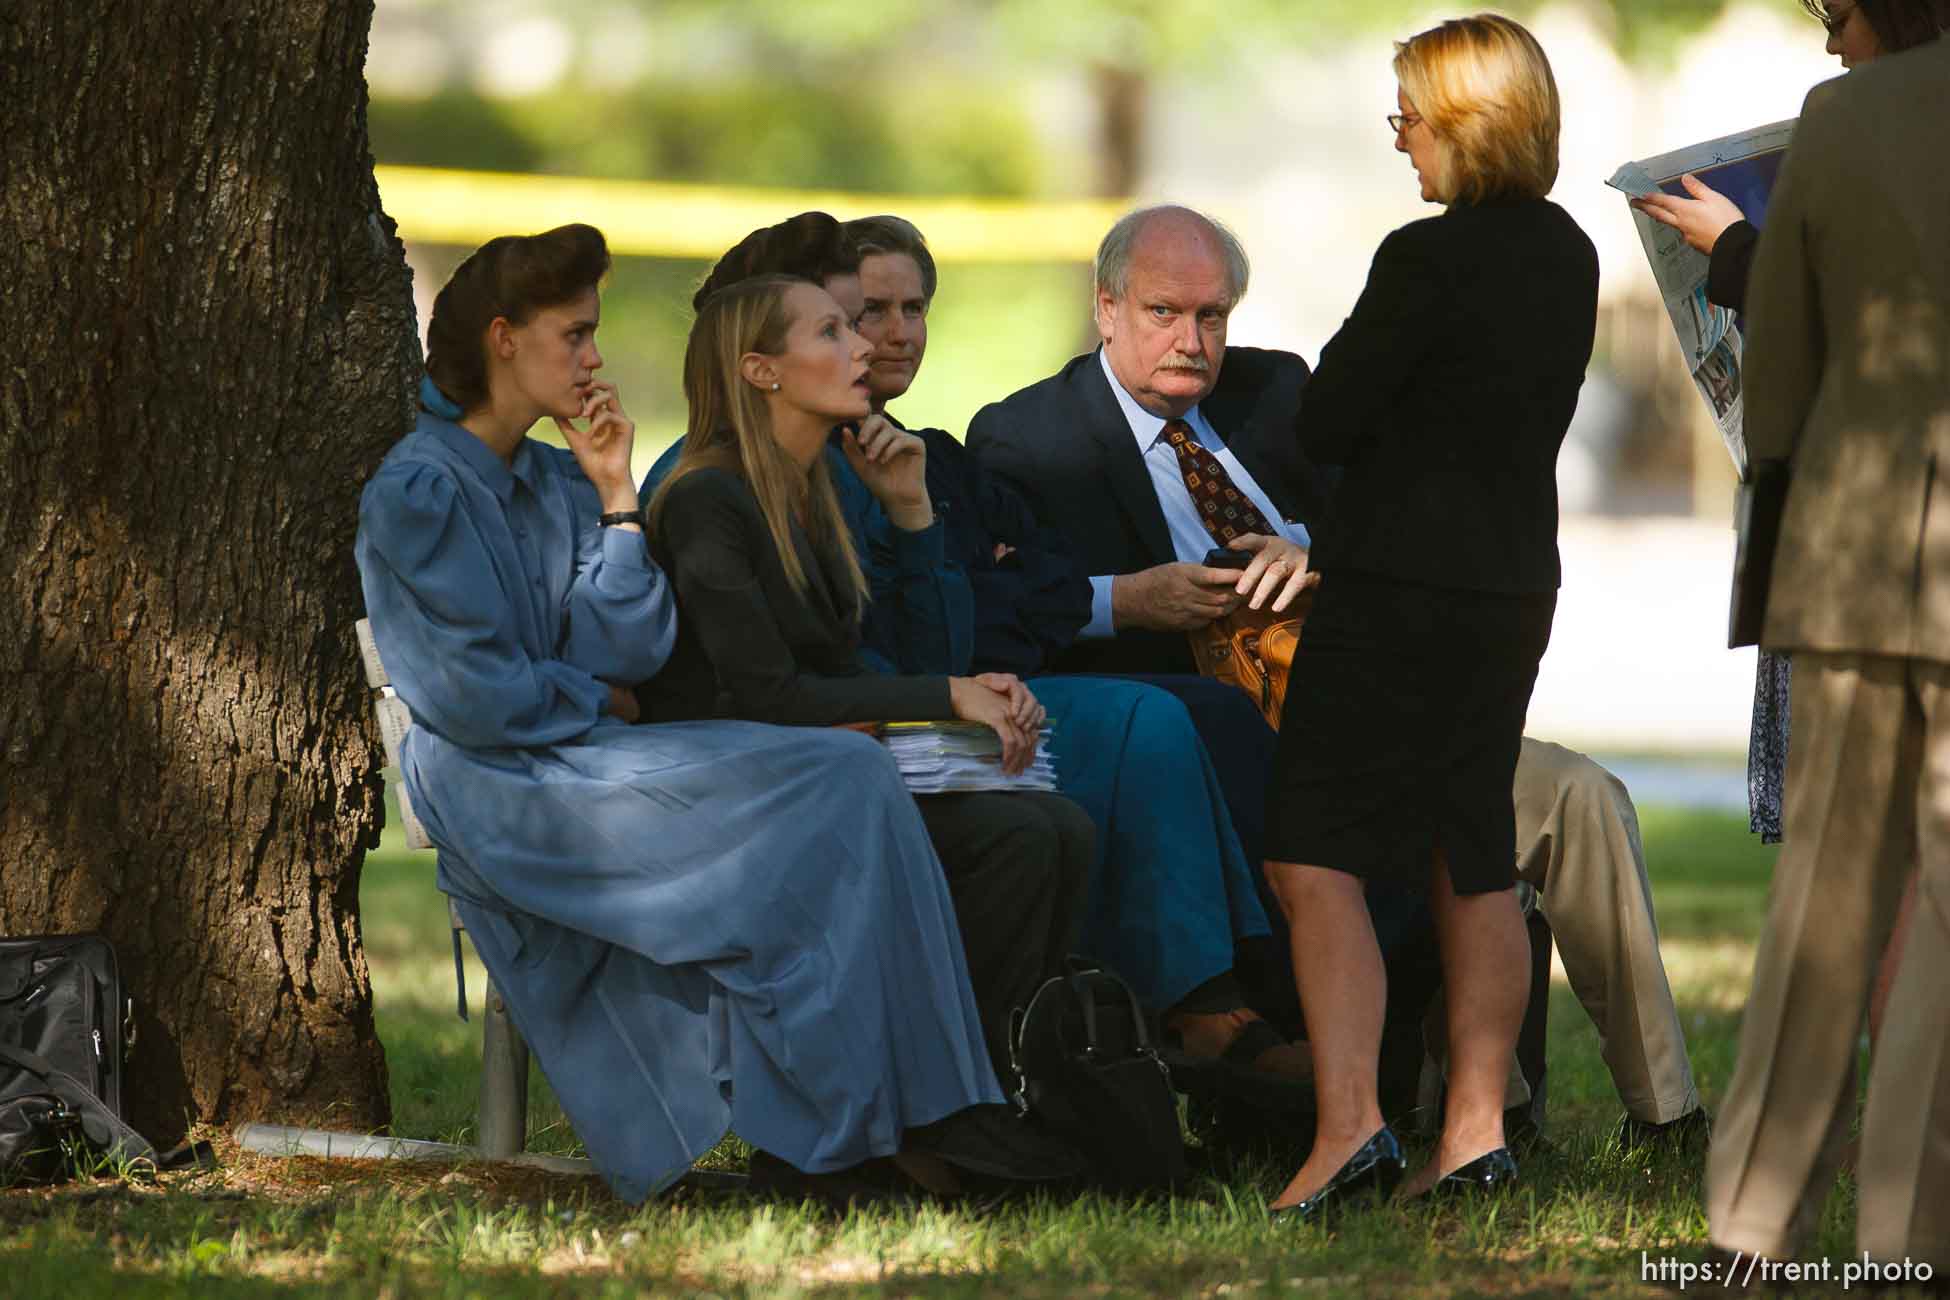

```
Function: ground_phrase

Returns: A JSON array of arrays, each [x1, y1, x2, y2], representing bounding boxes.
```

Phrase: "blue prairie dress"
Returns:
[[355, 389, 1001, 1202]]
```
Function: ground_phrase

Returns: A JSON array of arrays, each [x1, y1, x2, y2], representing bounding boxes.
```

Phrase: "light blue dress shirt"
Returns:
[[1083, 348, 1312, 638]]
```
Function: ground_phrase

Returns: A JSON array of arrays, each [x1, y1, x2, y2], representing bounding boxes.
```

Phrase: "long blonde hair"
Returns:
[[649, 275, 869, 607]]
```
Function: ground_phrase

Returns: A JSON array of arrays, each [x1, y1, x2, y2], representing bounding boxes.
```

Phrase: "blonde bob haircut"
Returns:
[[1393, 13, 1561, 205], [649, 274, 868, 607]]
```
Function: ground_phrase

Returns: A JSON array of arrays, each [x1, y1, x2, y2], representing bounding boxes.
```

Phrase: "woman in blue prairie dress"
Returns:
[[355, 224, 1001, 1203]]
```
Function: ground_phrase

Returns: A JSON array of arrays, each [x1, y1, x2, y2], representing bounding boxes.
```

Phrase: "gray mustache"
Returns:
[[1157, 354, 1210, 372]]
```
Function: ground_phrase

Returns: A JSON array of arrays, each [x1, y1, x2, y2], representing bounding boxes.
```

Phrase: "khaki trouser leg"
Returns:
[[1708, 653, 1918, 1259], [1858, 662, 1950, 1268], [1512, 738, 1700, 1123]]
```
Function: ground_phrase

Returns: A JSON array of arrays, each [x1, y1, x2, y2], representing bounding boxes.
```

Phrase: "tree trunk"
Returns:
[[0, 1, 417, 1140], [1091, 63, 1147, 199]]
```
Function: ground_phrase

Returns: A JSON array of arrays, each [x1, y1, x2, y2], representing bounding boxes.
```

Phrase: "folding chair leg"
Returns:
[[478, 978, 530, 1159]]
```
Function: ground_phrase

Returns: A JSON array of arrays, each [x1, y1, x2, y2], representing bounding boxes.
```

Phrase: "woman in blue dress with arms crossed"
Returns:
[[355, 223, 1011, 1203]]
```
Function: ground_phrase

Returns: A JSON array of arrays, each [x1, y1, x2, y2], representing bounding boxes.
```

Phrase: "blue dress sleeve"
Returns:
[[557, 469, 678, 685], [827, 445, 974, 675], [357, 460, 609, 748]]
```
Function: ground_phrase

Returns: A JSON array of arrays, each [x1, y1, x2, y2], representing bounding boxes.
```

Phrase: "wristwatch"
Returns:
[[598, 509, 645, 528]]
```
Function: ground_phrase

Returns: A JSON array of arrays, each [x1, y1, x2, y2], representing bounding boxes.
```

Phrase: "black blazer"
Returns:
[[1299, 198, 1598, 595], [906, 423, 1093, 676], [640, 465, 952, 725], [1707, 218, 1758, 312], [967, 346, 1335, 674]]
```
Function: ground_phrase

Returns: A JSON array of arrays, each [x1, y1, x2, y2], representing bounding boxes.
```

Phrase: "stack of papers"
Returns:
[[881, 721, 1059, 794]]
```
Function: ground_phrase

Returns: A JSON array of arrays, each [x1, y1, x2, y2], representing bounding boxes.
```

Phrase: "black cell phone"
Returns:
[[1202, 547, 1251, 570]]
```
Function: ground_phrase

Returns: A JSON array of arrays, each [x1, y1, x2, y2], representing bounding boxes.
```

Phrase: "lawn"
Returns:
[[2, 801, 1893, 1298]]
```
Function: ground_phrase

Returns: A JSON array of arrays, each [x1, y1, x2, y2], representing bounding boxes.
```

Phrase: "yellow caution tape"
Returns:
[[373, 165, 1129, 262]]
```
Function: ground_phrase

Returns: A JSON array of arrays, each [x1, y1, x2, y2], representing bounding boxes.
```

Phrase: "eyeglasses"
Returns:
[[1387, 113, 1423, 135], [1819, 3, 1855, 36]]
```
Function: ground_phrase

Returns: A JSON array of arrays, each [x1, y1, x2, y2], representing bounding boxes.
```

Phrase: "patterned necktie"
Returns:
[[1162, 419, 1275, 545]]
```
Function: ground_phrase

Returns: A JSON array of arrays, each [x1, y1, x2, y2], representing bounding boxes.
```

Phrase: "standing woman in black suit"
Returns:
[[1260, 14, 1599, 1217]]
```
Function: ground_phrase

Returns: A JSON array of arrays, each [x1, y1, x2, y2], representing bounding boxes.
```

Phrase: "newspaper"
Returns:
[[880, 721, 1058, 793], [1607, 119, 1797, 480]]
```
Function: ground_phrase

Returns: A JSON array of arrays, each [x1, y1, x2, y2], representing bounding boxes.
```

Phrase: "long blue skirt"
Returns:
[[1029, 677, 1270, 1011], [400, 719, 1003, 1202]]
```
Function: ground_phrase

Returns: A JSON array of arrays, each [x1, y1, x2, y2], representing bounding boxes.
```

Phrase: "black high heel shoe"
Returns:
[[1432, 1146, 1518, 1198], [1271, 1126, 1405, 1223]]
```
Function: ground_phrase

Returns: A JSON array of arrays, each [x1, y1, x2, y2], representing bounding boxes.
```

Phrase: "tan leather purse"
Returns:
[[1186, 584, 1313, 732]]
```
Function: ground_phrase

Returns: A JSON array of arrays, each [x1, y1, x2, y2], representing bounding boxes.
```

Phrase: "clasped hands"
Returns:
[[1113, 534, 1317, 632], [949, 672, 1046, 775], [610, 673, 1041, 774]]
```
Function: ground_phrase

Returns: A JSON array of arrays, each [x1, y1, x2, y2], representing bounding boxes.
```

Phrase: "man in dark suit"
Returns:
[[970, 204, 1706, 1145], [969, 210, 1332, 678]]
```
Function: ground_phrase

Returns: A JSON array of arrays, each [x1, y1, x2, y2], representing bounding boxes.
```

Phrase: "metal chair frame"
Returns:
[[355, 618, 533, 1160], [241, 621, 753, 1191]]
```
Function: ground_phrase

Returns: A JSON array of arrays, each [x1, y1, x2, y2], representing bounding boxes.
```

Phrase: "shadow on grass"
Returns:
[[4, 804, 1856, 1295], [352, 802, 1783, 1159]]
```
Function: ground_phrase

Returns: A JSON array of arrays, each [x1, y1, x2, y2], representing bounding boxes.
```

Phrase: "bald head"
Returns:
[[1093, 205, 1248, 418], [1094, 205, 1250, 306]]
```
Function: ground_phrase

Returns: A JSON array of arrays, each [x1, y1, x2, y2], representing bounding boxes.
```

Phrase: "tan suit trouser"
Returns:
[[1511, 738, 1700, 1124], [1708, 652, 1950, 1265], [1424, 740, 1699, 1122]]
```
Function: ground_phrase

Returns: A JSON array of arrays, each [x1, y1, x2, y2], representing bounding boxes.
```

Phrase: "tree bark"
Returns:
[[0, 1, 416, 1139], [1091, 63, 1147, 199]]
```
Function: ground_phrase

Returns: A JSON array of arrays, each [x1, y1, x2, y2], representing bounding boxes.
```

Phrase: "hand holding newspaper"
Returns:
[[1606, 119, 1797, 481]]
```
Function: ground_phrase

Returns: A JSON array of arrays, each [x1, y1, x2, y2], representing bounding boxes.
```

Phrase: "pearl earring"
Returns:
[[771, 382, 781, 391]]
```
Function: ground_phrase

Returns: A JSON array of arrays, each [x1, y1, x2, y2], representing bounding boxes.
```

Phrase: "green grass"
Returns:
[[9, 799, 1910, 1298]]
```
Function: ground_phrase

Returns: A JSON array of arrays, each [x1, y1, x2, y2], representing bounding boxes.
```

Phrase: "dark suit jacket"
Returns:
[[905, 423, 1093, 676], [966, 346, 1334, 673], [1707, 218, 1758, 312], [1299, 198, 1597, 595], [640, 465, 952, 725]]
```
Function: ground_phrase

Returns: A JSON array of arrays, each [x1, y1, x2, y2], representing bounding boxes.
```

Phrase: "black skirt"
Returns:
[[1266, 570, 1556, 894]]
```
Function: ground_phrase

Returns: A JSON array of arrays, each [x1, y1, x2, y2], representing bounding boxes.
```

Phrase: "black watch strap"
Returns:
[[599, 509, 645, 528]]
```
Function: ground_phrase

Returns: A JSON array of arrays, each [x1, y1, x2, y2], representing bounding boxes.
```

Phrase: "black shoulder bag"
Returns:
[[1008, 960, 1187, 1192]]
